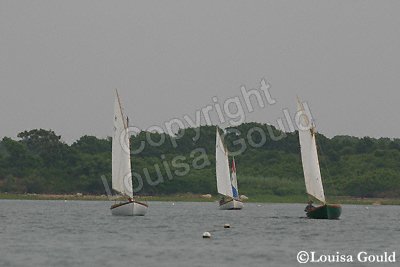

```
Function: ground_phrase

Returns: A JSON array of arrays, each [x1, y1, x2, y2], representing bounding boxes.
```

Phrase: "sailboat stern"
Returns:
[[219, 198, 244, 210], [111, 199, 148, 216], [306, 204, 342, 219], [326, 204, 342, 219]]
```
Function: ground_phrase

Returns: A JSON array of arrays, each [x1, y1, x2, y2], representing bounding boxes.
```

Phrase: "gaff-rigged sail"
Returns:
[[112, 90, 133, 198], [215, 128, 233, 198], [297, 98, 325, 203]]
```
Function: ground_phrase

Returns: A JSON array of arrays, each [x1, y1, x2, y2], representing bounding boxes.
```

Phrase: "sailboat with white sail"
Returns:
[[110, 89, 148, 216], [215, 128, 243, 210], [297, 97, 341, 219]]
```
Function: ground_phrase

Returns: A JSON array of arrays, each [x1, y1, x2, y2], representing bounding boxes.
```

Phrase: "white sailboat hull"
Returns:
[[219, 199, 243, 210], [110, 200, 148, 216]]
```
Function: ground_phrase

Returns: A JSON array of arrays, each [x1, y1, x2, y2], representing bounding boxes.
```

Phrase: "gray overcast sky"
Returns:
[[1, 1, 399, 143]]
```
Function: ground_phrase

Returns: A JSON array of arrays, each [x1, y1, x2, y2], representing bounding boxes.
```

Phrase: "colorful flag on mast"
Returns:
[[231, 157, 239, 198]]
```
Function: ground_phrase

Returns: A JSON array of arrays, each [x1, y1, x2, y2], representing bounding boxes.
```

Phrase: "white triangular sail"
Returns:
[[215, 128, 233, 198], [297, 99, 325, 203], [112, 90, 133, 198]]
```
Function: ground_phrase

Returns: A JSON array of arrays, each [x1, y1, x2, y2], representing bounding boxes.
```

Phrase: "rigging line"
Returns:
[[315, 134, 338, 195]]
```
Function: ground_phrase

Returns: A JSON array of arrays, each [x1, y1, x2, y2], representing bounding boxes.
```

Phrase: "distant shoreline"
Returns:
[[0, 193, 399, 205]]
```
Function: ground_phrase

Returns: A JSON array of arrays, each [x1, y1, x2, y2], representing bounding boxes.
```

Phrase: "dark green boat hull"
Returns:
[[306, 204, 342, 219]]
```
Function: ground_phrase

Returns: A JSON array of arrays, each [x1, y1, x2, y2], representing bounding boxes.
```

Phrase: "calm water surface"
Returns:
[[0, 200, 399, 267]]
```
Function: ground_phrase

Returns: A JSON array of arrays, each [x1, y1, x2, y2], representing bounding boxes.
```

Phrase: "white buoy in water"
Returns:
[[202, 232, 211, 238], [224, 223, 230, 228], [365, 206, 369, 210], [172, 202, 175, 206]]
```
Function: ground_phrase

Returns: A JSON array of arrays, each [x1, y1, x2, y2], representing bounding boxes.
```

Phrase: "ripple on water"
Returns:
[[0, 201, 399, 267]]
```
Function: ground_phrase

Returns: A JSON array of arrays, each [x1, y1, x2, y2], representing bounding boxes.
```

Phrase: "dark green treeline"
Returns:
[[0, 123, 399, 198]]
